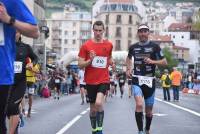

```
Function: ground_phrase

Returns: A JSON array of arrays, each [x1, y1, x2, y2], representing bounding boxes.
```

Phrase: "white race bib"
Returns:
[[55, 79, 60, 83], [120, 79, 124, 83], [28, 87, 35, 94], [14, 61, 23, 73], [92, 56, 107, 68], [138, 76, 154, 88], [133, 75, 154, 88], [0, 23, 5, 46]]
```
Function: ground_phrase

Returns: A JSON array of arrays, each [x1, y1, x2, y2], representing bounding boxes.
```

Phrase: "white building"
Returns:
[[46, 4, 92, 59], [162, 31, 200, 64], [169, 7, 194, 23], [93, 0, 142, 51], [23, 0, 46, 46], [163, 16, 178, 32]]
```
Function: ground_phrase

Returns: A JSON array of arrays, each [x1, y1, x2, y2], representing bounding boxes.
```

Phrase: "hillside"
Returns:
[[46, 0, 200, 17]]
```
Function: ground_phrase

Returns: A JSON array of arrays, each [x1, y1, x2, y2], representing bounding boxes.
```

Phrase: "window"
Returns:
[[111, 4, 117, 11], [65, 31, 68, 35], [64, 48, 68, 53], [116, 15, 122, 24], [129, 15, 133, 24], [73, 22, 76, 27], [115, 40, 121, 51], [128, 27, 132, 38], [80, 14, 83, 19], [122, 4, 128, 11], [105, 15, 109, 24], [116, 27, 121, 37], [64, 39, 68, 44], [156, 23, 159, 28], [151, 23, 153, 28], [73, 40, 76, 44], [105, 27, 109, 38], [128, 40, 132, 49], [73, 31, 76, 35]]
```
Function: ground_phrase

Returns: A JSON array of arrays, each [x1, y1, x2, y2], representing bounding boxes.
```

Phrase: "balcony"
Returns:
[[128, 33, 132, 38], [52, 43, 61, 48], [52, 34, 61, 40]]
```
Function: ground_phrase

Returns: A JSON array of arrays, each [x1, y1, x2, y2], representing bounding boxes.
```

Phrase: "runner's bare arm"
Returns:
[[78, 57, 92, 69], [144, 57, 167, 66], [108, 57, 116, 71], [126, 56, 132, 77], [0, 3, 39, 38]]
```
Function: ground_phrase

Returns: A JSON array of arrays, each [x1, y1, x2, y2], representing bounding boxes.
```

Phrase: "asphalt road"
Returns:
[[19, 86, 200, 134]]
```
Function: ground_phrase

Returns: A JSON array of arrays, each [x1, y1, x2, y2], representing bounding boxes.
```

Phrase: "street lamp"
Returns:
[[40, 25, 49, 74]]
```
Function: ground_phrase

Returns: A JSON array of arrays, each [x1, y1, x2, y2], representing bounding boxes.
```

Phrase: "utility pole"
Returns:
[[40, 25, 49, 74]]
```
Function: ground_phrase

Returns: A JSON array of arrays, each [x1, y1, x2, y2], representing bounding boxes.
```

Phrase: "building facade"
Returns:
[[23, 0, 46, 68], [93, 0, 142, 51], [46, 4, 92, 60]]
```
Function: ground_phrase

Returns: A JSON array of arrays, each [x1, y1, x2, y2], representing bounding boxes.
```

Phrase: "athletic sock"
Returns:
[[145, 115, 153, 131], [96, 111, 104, 132], [90, 113, 97, 133], [135, 112, 143, 131]]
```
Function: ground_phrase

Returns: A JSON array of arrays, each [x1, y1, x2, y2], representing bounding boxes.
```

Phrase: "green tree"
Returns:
[[158, 47, 178, 72]]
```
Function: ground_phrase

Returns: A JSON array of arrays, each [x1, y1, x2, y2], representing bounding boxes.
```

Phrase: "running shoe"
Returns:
[[138, 131, 144, 134], [19, 114, 25, 127], [97, 131, 103, 134]]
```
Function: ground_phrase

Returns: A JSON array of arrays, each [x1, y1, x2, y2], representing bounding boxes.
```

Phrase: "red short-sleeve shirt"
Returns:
[[78, 39, 113, 85]]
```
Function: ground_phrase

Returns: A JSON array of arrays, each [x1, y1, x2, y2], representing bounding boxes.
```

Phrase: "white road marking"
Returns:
[[153, 113, 168, 117], [80, 110, 88, 115], [25, 109, 37, 114], [56, 107, 90, 134], [156, 98, 200, 117]]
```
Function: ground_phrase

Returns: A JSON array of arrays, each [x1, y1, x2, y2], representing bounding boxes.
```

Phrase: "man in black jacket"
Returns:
[[7, 31, 38, 134]]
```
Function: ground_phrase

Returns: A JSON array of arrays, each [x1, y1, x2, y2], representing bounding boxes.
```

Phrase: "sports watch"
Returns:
[[8, 17, 16, 26]]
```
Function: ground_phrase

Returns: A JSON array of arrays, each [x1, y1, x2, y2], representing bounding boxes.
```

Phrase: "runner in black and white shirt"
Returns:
[[78, 68, 87, 105], [126, 24, 167, 134]]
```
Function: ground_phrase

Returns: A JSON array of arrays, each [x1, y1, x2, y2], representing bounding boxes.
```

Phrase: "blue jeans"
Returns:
[[163, 87, 170, 101], [172, 85, 180, 101], [61, 83, 67, 94], [66, 84, 72, 94]]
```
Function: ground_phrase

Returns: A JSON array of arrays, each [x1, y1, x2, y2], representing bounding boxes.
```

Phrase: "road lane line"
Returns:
[[56, 115, 81, 134], [156, 98, 200, 117], [56, 107, 90, 134], [80, 110, 87, 115]]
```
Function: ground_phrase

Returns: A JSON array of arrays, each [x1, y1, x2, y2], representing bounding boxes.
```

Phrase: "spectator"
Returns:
[[161, 69, 171, 101], [171, 67, 182, 101]]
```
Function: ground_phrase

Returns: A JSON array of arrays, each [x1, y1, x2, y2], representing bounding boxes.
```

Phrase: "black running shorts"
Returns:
[[86, 83, 110, 103]]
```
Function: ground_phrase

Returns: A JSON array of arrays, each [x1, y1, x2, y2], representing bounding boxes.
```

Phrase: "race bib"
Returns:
[[138, 76, 154, 88], [28, 87, 35, 94], [0, 23, 5, 46], [92, 56, 107, 68], [55, 79, 60, 83], [120, 79, 124, 83], [14, 61, 23, 73]]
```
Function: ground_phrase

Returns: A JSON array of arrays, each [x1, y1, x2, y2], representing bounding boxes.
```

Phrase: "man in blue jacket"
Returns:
[[0, 1, 39, 133]]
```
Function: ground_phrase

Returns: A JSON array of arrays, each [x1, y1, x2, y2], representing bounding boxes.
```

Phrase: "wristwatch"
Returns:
[[8, 17, 16, 26]]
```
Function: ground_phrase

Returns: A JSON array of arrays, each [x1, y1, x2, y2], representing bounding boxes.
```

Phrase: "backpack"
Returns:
[[42, 87, 50, 98], [165, 75, 171, 85]]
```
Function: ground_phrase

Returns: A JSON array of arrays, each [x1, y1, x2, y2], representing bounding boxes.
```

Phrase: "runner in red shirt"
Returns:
[[78, 21, 114, 134]]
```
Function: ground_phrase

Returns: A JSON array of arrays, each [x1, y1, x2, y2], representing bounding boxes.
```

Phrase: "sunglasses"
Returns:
[[138, 29, 149, 33]]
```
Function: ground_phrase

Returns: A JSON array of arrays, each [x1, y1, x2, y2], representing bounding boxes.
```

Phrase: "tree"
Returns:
[[192, 9, 200, 30], [158, 47, 178, 72]]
